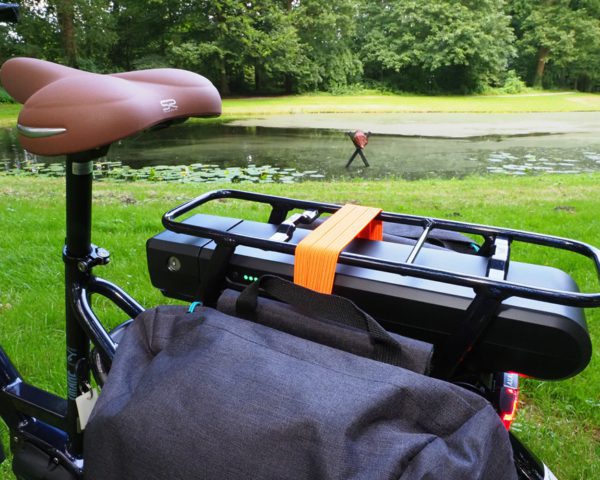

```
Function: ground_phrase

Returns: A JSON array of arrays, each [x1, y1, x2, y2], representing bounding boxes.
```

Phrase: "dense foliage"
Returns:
[[1, 0, 600, 94]]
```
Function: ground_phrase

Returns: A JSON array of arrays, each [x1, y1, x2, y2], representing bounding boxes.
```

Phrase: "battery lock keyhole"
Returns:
[[167, 256, 182, 272]]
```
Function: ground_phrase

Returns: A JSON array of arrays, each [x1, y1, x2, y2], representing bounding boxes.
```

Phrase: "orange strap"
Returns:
[[294, 204, 382, 294]]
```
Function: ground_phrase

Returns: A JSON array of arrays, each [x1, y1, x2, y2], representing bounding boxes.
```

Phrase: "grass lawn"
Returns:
[[0, 173, 599, 479], [0, 104, 20, 128], [2, 91, 600, 128], [223, 91, 600, 115]]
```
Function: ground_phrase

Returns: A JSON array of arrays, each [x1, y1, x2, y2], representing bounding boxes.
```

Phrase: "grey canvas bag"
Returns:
[[84, 276, 517, 480]]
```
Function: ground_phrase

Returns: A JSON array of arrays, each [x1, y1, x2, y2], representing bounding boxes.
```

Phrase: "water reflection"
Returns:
[[2, 123, 600, 183]]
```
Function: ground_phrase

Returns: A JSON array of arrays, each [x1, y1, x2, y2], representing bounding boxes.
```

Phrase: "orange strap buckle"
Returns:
[[293, 204, 382, 294]]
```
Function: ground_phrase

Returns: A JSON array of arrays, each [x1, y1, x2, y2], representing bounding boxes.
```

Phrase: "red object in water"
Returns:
[[352, 130, 369, 149]]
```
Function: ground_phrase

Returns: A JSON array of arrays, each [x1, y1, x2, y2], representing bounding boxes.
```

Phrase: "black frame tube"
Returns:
[[64, 154, 95, 454], [73, 286, 117, 360], [62, 150, 144, 455], [88, 277, 144, 319]]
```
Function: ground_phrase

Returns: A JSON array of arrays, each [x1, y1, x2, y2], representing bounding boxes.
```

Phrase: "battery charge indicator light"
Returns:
[[243, 274, 259, 282]]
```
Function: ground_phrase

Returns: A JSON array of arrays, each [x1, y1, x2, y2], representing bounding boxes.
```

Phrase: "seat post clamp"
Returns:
[[63, 244, 111, 273]]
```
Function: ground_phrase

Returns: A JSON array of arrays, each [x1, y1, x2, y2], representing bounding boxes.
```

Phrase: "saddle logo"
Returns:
[[160, 98, 178, 113]]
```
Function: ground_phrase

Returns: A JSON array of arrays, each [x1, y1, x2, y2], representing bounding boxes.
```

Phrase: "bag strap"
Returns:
[[293, 204, 382, 294], [236, 275, 404, 366]]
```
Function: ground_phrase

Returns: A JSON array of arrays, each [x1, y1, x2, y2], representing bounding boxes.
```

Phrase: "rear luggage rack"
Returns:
[[149, 189, 600, 380]]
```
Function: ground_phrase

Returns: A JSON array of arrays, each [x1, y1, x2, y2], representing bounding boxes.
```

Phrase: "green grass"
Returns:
[[2, 91, 600, 128], [222, 91, 600, 115], [0, 104, 20, 128], [0, 174, 599, 479]]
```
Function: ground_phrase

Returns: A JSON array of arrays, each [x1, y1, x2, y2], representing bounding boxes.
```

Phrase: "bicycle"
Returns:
[[0, 54, 599, 479]]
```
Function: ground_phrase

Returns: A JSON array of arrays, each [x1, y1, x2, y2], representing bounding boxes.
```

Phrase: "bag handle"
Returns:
[[236, 275, 404, 366]]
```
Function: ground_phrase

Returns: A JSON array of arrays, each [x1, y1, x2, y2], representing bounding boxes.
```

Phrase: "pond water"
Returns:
[[2, 123, 600, 183]]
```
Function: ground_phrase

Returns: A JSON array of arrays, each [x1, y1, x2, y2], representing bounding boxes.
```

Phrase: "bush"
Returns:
[[501, 70, 527, 94], [132, 54, 170, 70], [480, 70, 528, 95], [0, 87, 15, 103], [328, 82, 369, 95]]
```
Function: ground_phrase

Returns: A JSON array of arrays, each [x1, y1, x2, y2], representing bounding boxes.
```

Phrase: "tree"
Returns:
[[108, 0, 186, 71], [0, 1, 116, 71], [0, 1, 61, 63], [170, 1, 311, 94], [358, 0, 516, 93], [9, 0, 600, 93], [289, 0, 362, 91], [508, 0, 600, 89], [247, 4, 309, 93], [169, 1, 258, 94], [54, 0, 77, 66]]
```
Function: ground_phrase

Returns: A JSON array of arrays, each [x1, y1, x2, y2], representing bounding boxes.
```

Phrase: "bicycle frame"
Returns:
[[0, 3, 593, 476], [0, 146, 571, 480], [0, 150, 144, 478]]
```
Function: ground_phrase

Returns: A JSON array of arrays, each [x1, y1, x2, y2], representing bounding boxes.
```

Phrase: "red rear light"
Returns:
[[497, 373, 520, 430], [500, 386, 519, 430]]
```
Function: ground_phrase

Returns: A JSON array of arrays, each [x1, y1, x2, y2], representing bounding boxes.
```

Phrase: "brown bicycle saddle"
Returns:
[[0, 57, 222, 156]]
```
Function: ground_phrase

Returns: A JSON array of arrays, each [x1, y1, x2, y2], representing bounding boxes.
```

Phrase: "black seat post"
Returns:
[[63, 147, 106, 455], [66, 153, 94, 258]]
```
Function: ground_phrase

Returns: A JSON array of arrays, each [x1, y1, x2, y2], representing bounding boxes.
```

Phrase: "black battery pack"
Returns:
[[147, 211, 590, 381]]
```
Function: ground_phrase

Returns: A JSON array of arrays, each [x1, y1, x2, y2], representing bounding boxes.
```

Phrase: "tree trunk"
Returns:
[[533, 46, 550, 88], [284, 74, 294, 94], [254, 62, 262, 93], [109, 1, 128, 70], [219, 59, 230, 96], [282, 1, 295, 92], [55, 0, 78, 67]]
